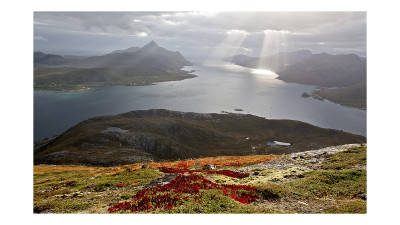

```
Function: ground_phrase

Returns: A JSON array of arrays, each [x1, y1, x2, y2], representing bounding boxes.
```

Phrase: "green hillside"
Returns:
[[34, 109, 366, 166]]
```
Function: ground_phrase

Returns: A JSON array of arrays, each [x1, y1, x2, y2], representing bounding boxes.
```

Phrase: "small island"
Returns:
[[301, 92, 310, 98]]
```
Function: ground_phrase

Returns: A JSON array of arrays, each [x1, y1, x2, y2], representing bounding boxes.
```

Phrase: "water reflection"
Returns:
[[250, 69, 278, 77]]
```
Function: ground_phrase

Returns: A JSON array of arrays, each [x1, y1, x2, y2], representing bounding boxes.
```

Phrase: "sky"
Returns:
[[34, 11, 366, 61]]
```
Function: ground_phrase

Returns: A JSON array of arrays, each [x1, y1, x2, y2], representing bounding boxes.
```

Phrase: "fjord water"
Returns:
[[34, 62, 366, 140]]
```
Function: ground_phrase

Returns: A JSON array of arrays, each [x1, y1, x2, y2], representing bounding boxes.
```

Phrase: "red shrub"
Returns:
[[158, 167, 250, 178], [108, 174, 258, 213]]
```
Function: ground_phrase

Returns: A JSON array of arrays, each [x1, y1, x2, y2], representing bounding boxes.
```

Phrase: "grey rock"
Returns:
[[202, 164, 216, 170]]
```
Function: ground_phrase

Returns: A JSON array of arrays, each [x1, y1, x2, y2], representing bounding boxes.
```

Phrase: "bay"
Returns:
[[34, 62, 366, 140]]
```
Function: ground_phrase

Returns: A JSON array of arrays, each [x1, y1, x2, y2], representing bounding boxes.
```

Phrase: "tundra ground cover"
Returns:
[[108, 174, 258, 213], [34, 146, 366, 213], [34, 154, 277, 213]]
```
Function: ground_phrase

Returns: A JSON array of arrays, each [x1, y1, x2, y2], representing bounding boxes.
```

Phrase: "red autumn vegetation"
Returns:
[[158, 167, 250, 179], [108, 174, 258, 213]]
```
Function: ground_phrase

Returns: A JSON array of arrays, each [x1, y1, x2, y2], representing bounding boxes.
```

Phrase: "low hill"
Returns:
[[312, 81, 367, 109], [34, 52, 70, 67], [34, 66, 196, 91], [34, 109, 366, 166]]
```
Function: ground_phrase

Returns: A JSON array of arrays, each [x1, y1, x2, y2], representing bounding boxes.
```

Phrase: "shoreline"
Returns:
[[310, 92, 366, 111], [34, 73, 197, 93]]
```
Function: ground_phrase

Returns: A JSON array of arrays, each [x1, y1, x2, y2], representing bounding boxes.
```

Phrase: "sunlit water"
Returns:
[[34, 62, 366, 140]]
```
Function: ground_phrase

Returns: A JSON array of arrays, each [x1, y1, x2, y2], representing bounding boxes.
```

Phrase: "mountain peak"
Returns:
[[144, 40, 159, 47], [140, 40, 161, 53]]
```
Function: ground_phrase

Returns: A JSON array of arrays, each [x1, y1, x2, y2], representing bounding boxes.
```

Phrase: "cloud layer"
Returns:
[[34, 11, 366, 60]]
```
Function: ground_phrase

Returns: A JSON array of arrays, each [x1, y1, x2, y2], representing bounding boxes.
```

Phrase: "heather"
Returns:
[[34, 145, 366, 214]]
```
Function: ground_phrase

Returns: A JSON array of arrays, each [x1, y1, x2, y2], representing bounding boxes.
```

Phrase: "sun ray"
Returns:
[[257, 30, 289, 72], [204, 29, 248, 66]]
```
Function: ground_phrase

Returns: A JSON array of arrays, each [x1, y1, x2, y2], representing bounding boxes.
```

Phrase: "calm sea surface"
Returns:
[[34, 62, 366, 140]]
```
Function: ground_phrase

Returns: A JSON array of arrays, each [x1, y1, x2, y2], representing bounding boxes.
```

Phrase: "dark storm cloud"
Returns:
[[34, 11, 366, 59]]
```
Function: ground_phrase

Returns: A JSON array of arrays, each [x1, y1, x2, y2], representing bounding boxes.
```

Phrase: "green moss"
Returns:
[[34, 200, 92, 213], [324, 200, 366, 213], [168, 189, 280, 214], [256, 183, 288, 200], [120, 194, 133, 200], [321, 146, 366, 170], [90, 168, 162, 189], [282, 169, 366, 199]]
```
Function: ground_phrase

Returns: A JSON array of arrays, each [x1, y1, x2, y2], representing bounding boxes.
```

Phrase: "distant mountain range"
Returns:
[[229, 50, 366, 88], [229, 50, 367, 109], [34, 41, 192, 70], [34, 41, 195, 91], [277, 53, 366, 88], [228, 49, 313, 72], [34, 52, 70, 66]]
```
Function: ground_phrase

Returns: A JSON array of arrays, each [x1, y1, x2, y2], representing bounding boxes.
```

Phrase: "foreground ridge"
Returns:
[[34, 143, 366, 214]]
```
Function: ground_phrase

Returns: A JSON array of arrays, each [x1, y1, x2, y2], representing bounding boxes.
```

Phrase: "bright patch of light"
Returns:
[[205, 29, 249, 64], [163, 20, 183, 26], [227, 29, 248, 35], [251, 69, 277, 76], [136, 32, 148, 37]]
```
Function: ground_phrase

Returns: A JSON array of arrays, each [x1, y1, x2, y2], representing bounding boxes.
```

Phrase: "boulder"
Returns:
[[202, 164, 216, 170]]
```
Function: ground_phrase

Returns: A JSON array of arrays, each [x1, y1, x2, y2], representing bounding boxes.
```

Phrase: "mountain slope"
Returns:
[[312, 81, 367, 109], [111, 46, 140, 54], [229, 51, 366, 88], [277, 53, 366, 87], [34, 41, 195, 90], [34, 109, 366, 166], [74, 41, 192, 70], [229, 49, 312, 72], [34, 52, 70, 67]]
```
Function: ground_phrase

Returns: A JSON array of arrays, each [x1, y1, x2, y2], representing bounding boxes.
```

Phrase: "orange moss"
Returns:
[[146, 155, 279, 169], [34, 155, 280, 174]]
